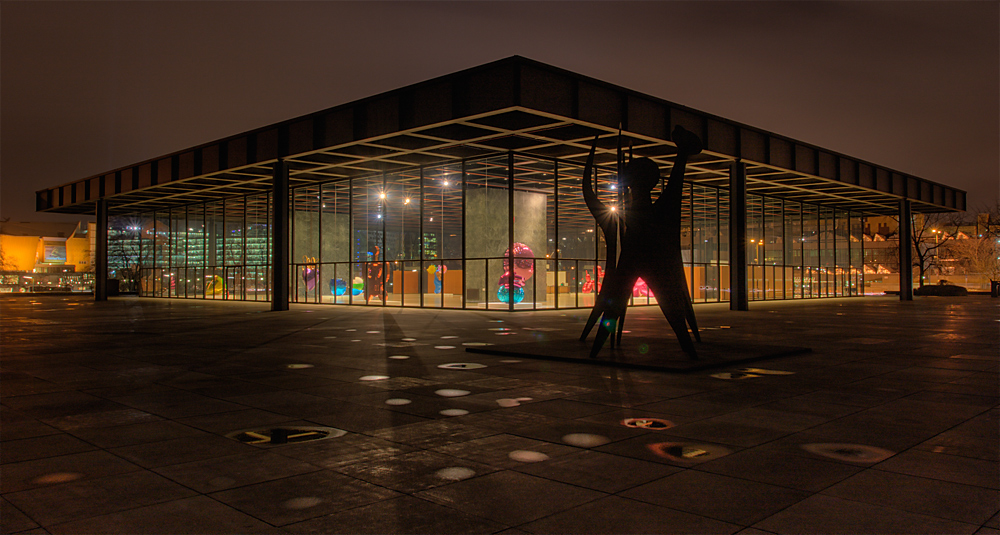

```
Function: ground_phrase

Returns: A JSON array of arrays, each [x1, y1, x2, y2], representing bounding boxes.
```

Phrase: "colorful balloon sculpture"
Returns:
[[497, 243, 534, 304], [302, 257, 318, 292], [205, 275, 225, 296], [427, 264, 447, 293], [330, 277, 364, 296], [583, 266, 649, 297]]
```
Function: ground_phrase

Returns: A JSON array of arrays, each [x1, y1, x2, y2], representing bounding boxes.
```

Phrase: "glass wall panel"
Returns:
[[319, 181, 351, 304], [718, 188, 730, 302], [382, 171, 420, 306], [292, 186, 320, 303], [784, 201, 802, 298], [819, 206, 835, 297], [850, 213, 864, 296], [763, 198, 783, 299], [464, 155, 509, 309], [802, 203, 819, 297], [422, 164, 463, 308], [246, 193, 270, 301], [691, 185, 720, 302], [747, 194, 764, 300], [511, 155, 553, 309], [352, 174, 385, 305], [204, 201, 224, 299]]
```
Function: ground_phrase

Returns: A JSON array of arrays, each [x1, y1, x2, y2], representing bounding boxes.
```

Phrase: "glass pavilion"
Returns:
[[36, 57, 965, 310]]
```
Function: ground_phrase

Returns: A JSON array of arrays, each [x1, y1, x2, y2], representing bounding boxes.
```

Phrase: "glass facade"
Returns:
[[116, 152, 866, 308]]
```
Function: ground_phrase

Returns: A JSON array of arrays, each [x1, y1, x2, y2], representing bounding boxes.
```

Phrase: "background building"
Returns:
[[0, 221, 95, 292]]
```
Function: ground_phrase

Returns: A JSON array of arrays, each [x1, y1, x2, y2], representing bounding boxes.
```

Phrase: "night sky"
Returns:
[[2, 1, 997, 223]]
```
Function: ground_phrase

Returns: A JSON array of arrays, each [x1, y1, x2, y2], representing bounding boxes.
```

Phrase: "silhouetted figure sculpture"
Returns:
[[580, 125, 703, 359]]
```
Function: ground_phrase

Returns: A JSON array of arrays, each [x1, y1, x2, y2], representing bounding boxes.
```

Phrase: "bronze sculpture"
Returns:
[[580, 125, 703, 359]]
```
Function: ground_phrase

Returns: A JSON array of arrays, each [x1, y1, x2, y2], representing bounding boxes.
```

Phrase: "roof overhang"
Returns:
[[36, 56, 966, 217]]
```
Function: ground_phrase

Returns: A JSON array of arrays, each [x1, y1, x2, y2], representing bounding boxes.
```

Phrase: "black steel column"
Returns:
[[729, 160, 748, 311], [898, 199, 913, 301], [271, 159, 289, 311], [95, 198, 108, 301], [508, 151, 515, 312]]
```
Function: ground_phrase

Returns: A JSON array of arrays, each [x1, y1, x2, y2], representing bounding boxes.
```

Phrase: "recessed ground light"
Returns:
[[710, 372, 760, 380], [436, 467, 475, 480], [360, 375, 389, 381], [401, 338, 417, 341], [435, 389, 470, 397], [385, 398, 412, 406], [283, 497, 323, 509], [508, 450, 549, 463], [738, 368, 794, 375], [437, 362, 486, 370], [646, 442, 730, 462], [346, 329, 357, 332], [440, 409, 469, 416], [388, 355, 410, 360], [562, 433, 611, 448], [801, 443, 894, 463], [366, 330, 380, 334], [622, 417, 674, 430], [33, 472, 83, 484], [440, 335, 458, 339], [495, 397, 532, 407], [434, 345, 456, 349], [227, 426, 346, 445]]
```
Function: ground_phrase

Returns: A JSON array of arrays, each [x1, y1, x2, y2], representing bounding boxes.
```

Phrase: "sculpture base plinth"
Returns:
[[466, 338, 809, 373]]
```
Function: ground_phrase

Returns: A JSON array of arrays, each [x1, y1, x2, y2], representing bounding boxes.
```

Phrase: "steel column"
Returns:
[[898, 199, 913, 301], [729, 160, 749, 310], [95, 198, 108, 301], [271, 159, 289, 311]]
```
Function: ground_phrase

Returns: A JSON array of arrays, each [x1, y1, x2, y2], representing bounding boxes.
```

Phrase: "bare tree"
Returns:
[[909, 212, 963, 287], [950, 203, 1000, 290]]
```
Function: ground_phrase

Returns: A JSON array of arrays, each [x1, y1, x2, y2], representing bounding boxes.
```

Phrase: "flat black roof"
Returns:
[[36, 56, 965, 216]]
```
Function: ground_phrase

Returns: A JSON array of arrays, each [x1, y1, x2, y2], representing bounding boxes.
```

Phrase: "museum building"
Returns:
[[35, 57, 966, 310]]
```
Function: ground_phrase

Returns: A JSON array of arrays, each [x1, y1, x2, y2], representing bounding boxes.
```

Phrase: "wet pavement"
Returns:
[[1, 295, 997, 534]]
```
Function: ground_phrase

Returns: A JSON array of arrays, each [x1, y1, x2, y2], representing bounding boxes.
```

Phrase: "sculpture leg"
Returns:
[[663, 309, 697, 358], [646, 274, 699, 359], [685, 294, 701, 342], [616, 307, 627, 346], [587, 273, 634, 357]]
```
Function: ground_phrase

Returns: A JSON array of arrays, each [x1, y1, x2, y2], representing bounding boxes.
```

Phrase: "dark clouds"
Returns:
[[2, 1, 996, 222]]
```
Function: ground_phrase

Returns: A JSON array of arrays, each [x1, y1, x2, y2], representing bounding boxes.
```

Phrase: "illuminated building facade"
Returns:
[[35, 57, 966, 309]]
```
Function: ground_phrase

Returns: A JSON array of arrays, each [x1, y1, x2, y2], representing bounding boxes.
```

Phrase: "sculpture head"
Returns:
[[623, 157, 660, 197]]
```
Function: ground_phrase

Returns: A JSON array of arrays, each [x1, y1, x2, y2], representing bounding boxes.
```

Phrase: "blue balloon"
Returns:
[[497, 285, 525, 304], [330, 278, 348, 296]]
